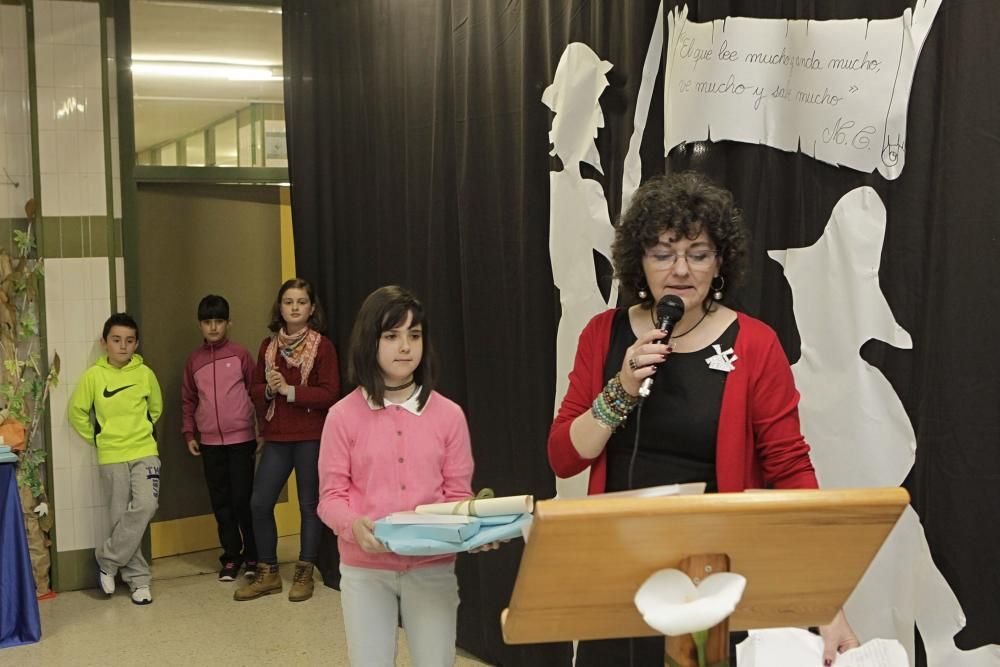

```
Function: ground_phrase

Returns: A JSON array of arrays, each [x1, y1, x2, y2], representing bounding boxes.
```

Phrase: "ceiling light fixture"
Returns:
[[133, 54, 278, 68], [131, 61, 281, 81], [141, 1, 281, 14]]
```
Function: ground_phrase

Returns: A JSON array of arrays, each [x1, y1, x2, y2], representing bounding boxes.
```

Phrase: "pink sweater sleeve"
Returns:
[[317, 404, 360, 542], [440, 403, 474, 501]]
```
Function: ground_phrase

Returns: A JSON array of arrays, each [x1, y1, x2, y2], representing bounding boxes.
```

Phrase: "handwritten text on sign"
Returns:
[[663, 1, 941, 180]]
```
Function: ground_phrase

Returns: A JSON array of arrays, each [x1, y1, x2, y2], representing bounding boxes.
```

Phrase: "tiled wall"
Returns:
[[30, 0, 120, 559], [107, 18, 121, 224], [45, 257, 112, 552], [0, 2, 34, 239], [34, 0, 112, 259]]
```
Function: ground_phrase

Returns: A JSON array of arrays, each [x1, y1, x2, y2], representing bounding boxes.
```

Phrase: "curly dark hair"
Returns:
[[612, 171, 748, 311]]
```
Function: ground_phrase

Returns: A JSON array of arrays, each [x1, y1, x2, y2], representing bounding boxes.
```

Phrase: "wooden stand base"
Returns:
[[664, 553, 731, 667]]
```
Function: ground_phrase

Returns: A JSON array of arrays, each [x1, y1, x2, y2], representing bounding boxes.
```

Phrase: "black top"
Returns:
[[603, 308, 739, 493]]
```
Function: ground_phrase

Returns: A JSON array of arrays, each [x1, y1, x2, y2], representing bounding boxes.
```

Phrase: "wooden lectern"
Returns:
[[502, 488, 909, 666]]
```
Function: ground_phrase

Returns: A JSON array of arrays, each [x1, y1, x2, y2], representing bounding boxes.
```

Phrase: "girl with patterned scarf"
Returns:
[[236, 278, 340, 603]]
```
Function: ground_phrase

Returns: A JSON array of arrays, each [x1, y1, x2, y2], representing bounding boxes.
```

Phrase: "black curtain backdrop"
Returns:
[[283, 1, 999, 665]]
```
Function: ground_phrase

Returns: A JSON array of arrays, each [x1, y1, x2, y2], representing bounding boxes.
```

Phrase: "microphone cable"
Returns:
[[627, 396, 645, 491]]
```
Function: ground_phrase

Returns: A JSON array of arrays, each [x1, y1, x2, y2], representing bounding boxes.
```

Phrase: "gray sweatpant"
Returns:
[[96, 455, 160, 590]]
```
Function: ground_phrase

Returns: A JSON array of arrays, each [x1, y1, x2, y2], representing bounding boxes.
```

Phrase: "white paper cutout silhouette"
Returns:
[[769, 187, 1000, 666], [543, 44, 618, 500], [621, 1, 664, 216], [543, 41, 618, 418], [664, 1, 941, 179], [546, 9, 666, 502]]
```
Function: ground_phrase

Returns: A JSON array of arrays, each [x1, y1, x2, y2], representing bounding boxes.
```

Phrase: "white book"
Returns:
[[385, 511, 472, 525]]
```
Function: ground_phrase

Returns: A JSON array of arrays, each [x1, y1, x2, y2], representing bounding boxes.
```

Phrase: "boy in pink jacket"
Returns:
[[181, 295, 258, 582]]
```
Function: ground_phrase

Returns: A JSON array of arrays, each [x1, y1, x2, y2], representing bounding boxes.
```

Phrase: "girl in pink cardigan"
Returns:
[[318, 285, 475, 666]]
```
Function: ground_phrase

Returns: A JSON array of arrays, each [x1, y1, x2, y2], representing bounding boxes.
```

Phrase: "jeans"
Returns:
[[339, 562, 459, 667], [250, 440, 321, 564]]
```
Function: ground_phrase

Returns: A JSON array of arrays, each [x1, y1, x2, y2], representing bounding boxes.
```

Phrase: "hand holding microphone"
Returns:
[[639, 295, 685, 397]]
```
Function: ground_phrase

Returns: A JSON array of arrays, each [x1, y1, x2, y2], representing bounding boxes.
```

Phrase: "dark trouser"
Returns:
[[250, 439, 321, 565], [576, 632, 747, 667], [200, 441, 258, 565]]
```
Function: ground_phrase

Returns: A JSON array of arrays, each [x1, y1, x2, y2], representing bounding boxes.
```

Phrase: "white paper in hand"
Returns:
[[737, 628, 907, 667]]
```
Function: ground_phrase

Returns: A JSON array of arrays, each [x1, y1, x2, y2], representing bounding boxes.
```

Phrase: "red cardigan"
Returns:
[[548, 309, 818, 494], [251, 334, 340, 442]]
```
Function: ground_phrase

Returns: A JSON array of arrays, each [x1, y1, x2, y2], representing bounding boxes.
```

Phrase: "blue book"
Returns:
[[374, 519, 482, 544], [373, 513, 532, 556]]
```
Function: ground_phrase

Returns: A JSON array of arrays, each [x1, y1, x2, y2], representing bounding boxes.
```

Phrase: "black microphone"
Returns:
[[638, 295, 685, 398]]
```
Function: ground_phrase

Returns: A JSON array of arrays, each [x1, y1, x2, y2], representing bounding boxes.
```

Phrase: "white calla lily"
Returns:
[[634, 568, 747, 637]]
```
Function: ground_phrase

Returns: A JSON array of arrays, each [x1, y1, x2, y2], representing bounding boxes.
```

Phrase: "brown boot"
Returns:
[[288, 561, 315, 602], [233, 563, 281, 601]]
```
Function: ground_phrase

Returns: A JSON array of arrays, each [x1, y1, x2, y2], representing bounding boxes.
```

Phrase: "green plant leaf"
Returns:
[[19, 311, 38, 338], [12, 229, 34, 253]]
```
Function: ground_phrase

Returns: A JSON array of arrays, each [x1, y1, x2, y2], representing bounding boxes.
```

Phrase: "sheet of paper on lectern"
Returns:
[[582, 482, 707, 500]]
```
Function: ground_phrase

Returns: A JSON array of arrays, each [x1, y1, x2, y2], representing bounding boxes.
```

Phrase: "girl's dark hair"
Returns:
[[268, 278, 326, 333], [612, 171, 749, 311], [348, 285, 435, 410], [197, 294, 230, 321]]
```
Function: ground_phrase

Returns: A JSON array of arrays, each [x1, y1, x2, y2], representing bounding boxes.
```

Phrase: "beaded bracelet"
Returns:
[[605, 373, 639, 412], [591, 373, 639, 430], [591, 392, 621, 430]]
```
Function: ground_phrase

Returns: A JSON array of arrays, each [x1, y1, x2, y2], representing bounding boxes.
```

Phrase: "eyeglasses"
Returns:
[[643, 249, 719, 271]]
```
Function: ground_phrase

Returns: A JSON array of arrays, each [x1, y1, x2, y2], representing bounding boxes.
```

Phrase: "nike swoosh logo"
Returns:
[[103, 385, 136, 398]]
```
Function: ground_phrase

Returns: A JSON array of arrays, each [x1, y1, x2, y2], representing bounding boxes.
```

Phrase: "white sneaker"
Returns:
[[130, 586, 152, 605], [97, 567, 115, 595]]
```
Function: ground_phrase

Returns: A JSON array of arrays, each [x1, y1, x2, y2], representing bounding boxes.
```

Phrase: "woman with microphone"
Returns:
[[547, 171, 858, 666]]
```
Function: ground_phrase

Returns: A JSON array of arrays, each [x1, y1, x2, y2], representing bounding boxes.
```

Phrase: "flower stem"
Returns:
[[691, 629, 709, 667]]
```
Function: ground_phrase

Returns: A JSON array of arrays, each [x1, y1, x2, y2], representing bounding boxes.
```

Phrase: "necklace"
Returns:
[[385, 378, 415, 392], [649, 305, 711, 339]]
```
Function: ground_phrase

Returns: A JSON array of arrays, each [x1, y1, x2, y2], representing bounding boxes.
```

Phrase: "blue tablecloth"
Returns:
[[0, 462, 41, 648]]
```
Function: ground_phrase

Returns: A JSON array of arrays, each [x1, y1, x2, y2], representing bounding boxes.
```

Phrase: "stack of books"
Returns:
[[373, 494, 534, 556]]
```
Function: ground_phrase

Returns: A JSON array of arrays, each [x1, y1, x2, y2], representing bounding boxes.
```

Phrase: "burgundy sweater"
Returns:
[[548, 309, 818, 494], [251, 333, 340, 442]]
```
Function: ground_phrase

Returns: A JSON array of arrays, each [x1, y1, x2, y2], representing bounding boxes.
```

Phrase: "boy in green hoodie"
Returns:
[[69, 313, 163, 605]]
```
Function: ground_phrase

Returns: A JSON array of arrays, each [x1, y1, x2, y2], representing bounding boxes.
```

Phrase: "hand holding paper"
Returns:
[[736, 628, 907, 667]]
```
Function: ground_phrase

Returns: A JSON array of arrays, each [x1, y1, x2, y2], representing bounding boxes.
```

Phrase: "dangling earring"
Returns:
[[637, 283, 649, 300], [711, 275, 725, 301]]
